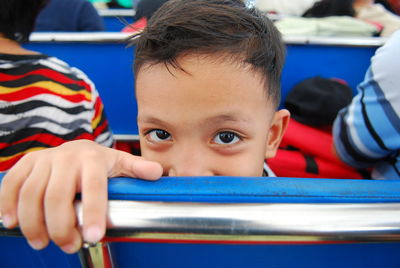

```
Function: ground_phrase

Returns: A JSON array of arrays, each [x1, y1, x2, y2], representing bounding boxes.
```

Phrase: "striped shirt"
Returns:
[[333, 31, 400, 179], [0, 53, 113, 172]]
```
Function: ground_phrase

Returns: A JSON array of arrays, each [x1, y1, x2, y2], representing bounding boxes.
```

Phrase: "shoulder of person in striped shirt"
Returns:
[[0, 54, 113, 172], [333, 30, 400, 180], [0, 0, 113, 172]]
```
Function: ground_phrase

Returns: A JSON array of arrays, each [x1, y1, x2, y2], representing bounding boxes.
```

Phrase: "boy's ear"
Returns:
[[265, 109, 290, 159]]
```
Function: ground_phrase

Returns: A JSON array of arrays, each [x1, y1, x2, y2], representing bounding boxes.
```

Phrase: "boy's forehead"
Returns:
[[135, 54, 276, 124], [135, 53, 268, 94]]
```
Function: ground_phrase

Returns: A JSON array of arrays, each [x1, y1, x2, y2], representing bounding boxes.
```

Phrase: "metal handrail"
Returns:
[[2, 201, 400, 242], [97, 8, 135, 17], [29, 32, 133, 43], [29, 32, 388, 47], [2, 201, 400, 268], [283, 35, 388, 46], [94, 201, 400, 243]]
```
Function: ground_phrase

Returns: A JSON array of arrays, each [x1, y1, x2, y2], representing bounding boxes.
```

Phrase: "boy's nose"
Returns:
[[167, 147, 214, 177], [168, 161, 214, 177]]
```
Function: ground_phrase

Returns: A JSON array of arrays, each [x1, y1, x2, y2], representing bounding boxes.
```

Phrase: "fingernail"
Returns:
[[61, 240, 82, 254], [1, 214, 13, 228], [28, 239, 45, 250], [83, 226, 103, 243]]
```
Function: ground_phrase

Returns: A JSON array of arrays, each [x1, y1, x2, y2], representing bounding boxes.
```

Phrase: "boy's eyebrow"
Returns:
[[137, 116, 169, 126], [137, 114, 251, 126], [202, 114, 251, 125]]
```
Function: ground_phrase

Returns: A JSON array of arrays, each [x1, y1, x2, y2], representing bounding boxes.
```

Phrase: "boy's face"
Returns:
[[136, 55, 289, 177]]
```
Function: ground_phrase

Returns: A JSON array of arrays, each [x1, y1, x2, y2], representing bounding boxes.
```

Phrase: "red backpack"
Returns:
[[268, 119, 366, 179], [268, 77, 368, 179]]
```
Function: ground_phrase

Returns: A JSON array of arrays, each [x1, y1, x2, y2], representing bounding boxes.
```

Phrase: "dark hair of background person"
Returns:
[[302, 0, 356, 17], [130, 0, 285, 107], [134, 0, 169, 21], [107, 0, 130, 8], [0, 0, 49, 42], [107, 0, 122, 8], [376, 0, 399, 14]]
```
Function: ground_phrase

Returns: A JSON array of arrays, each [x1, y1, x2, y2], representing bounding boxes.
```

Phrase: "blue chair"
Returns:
[[281, 36, 380, 105], [25, 33, 383, 138], [1, 173, 400, 268]]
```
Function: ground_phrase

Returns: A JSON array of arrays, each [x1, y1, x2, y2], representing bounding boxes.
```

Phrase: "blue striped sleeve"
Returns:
[[333, 31, 400, 179]]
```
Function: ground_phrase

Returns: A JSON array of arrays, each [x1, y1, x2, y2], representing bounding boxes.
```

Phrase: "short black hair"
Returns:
[[131, 0, 285, 107], [0, 0, 49, 43]]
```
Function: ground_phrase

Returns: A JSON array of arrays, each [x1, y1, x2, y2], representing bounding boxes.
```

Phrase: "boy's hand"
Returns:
[[0, 140, 162, 254]]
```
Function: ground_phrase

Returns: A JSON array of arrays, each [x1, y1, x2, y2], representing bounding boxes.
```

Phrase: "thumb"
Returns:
[[110, 150, 163, 181]]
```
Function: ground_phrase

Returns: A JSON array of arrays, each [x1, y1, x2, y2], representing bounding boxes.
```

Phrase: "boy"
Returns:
[[0, 0, 290, 254]]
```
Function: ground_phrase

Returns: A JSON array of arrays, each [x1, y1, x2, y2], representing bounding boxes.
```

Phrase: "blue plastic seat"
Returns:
[[25, 34, 381, 137], [1, 174, 400, 268]]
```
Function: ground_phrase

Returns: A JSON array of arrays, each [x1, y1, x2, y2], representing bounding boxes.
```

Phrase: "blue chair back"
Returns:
[[1, 173, 400, 268], [25, 34, 382, 137]]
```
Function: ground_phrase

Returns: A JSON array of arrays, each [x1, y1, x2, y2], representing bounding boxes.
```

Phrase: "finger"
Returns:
[[81, 162, 108, 244], [0, 153, 36, 228], [17, 162, 51, 250], [111, 150, 163, 180], [44, 164, 82, 254]]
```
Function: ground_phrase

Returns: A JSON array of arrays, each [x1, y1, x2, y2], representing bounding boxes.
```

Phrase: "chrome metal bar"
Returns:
[[79, 242, 114, 268], [29, 32, 387, 47], [80, 201, 400, 243], [2, 202, 400, 242], [97, 8, 135, 17], [284, 36, 388, 47], [29, 32, 132, 43], [3, 202, 400, 268]]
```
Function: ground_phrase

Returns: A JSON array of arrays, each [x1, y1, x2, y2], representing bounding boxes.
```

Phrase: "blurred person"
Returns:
[[354, 0, 400, 36], [333, 30, 400, 179], [375, 0, 400, 15], [0, 0, 113, 172], [35, 0, 105, 31], [303, 0, 400, 36], [303, 0, 356, 17], [275, 15, 378, 36], [122, 0, 169, 32], [273, 0, 379, 37], [255, 0, 319, 16]]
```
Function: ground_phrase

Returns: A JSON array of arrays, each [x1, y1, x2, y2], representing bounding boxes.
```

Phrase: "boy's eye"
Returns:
[[147, 129, 172, 142], [213, 131, 240, 145]]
